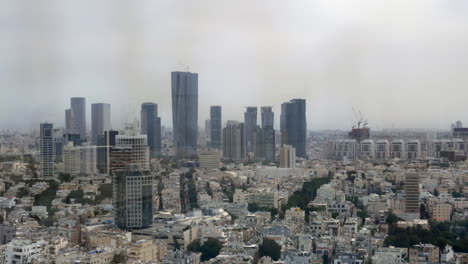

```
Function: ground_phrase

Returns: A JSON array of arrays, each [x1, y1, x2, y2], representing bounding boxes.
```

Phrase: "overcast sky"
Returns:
[[1, 0, 468, 131]]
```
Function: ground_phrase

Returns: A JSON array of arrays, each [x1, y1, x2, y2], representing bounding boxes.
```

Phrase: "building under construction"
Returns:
[[349, 108, 370, 142]]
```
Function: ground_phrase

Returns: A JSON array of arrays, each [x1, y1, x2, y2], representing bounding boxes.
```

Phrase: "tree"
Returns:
[[206, 182, 213, 197], [386, 212, 403, 226], [420, 204, 429, 219], [357, 210, 368, 222], [187, 239, 202, 252], [188, 238, 222, 261], [58, 173, 72, 183], [259, 238, 281, 261], [111, 252, 127, 264], [17, 187, 29, 198], [322, 253, 329, 264], [200, 238, 222, 261]]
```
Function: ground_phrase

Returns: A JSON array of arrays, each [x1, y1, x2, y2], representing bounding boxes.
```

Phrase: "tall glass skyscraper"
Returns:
[[40, 123, 54, 178], [210, 106, 222, 150], [261, 106, 275, 162], [113, 168, 154, 230], [244, 107, 258, 153], [91, 103, 111, 145], [70, 97, 86, 139], [171, 71, 198, 156], [280, 99, 307, 159], [141, 103, 161, 157]]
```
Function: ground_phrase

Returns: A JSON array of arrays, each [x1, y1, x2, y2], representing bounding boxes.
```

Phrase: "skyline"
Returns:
[[2, 0, 468, 131]]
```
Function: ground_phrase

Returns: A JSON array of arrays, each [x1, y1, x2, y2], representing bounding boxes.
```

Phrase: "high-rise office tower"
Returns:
[[114, 134, 150, 171], [261, 106, 274, 128], [223, 121, 246, 163], [405, 172, 420, 214], [91, 103, 111, 145], [210, 106, 222, 150], [140, 103, 162, 157], [280, 99, 307, 159], [261, 107, 275, 162], [70, 97, 86, 139], [205, 119, 211, 140], [244, 107, 257, 153], [40, 123, 54, 178], [65, 109, 72, 132], [279, 145, 296, 168], [171, 71, 198, 156], [253, 125, 265, 159], [114, 168, 154, 230], [97, 130, 119, 174], [53, 129, 64, 163]]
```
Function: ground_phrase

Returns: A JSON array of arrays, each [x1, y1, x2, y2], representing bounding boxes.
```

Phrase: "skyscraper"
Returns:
[[65, 109, 71, 132], [210, 106, 222, 150], [114, 168, 154, 230], [91, 103, 111, 145], [405, 172, 420, 214], [261, 107, 275, 162], [114, 134, 150, 171], [171, 71, 198, 156], [70, 97, 86, 139], [261, 106, 274, 129], [244, 107, 258, 153], [97, 130, 119, 174], [40, 123, 54, 178], [223, 121, 246, 163], [280, 99, 307, 159], [140, 103, 161, 157]]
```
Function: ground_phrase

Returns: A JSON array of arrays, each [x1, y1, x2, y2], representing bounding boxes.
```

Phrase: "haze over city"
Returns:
[[2, 0, 468, 131]]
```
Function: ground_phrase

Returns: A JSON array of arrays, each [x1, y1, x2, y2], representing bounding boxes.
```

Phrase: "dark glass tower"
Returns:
[[171, 71, 198, 156], [261, 107, 275, 162], [280, 99, 307, 159], [91, 103, 111, 145], [210, 106, 222, 150], [244, 107, 258, 153], [40, 123, 54, 178], [141, 103, 162, 157]]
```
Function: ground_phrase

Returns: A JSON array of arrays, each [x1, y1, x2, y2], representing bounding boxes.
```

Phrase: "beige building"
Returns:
[[127, 239, 167, 263], [198, 150, 221, 170], [431, 202, 452, 222], [409, 244, 439, 264], [81, 250, 113, 264], [285, 207, 305, 222], [405, 172, 420, 214], [279, 145, 296, 168]]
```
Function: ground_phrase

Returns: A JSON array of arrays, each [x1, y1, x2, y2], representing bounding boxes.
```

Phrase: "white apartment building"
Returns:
[[375, 140, 390, 160], [360, 139, 375, 159], [390, 140, 406, 159], [406, 140, 421, 160], [63, 143, 97, 176], [333, 139, 358, 161], [5, 239, 46, 264]]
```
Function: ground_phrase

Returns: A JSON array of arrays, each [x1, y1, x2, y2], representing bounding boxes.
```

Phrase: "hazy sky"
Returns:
[[1, 0, 468, 131]]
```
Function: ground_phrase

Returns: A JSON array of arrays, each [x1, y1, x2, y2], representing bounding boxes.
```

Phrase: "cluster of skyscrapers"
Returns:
[[39, 70, 307, 229]]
